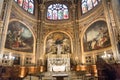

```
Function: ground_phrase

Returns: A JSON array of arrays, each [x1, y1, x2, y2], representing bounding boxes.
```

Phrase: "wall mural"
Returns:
[[5, 21, 33, 53], [83, 21, 111, 52], [46, 32, 71, 54]]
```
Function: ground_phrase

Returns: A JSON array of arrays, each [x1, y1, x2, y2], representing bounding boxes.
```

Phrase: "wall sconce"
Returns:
[[101, 51, 112, 62]]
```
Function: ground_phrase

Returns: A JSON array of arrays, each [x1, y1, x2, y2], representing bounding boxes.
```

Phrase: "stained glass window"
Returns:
[[47, 3, 69, 20], [14, 0, 34, 14], [82, 0, 101, 14]]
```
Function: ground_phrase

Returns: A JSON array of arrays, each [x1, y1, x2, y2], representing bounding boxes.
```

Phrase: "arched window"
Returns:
[[82, 0, 101, 14], [14, 0, 34, 14], [47, 3, 69, 20]]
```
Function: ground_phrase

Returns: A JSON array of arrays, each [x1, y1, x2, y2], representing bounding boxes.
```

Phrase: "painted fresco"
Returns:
[[83, 21, 111, 52], [46, 32, 71, 54], [5, 21, 33, 53]]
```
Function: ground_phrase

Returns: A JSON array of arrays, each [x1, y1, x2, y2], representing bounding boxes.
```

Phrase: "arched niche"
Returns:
[[5, 21, 34, 53], [83, 21, 111, 52], [45, 32, 71, 72]]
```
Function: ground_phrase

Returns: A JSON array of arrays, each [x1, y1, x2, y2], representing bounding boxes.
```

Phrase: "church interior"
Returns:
[[0, 0, 120, 80]]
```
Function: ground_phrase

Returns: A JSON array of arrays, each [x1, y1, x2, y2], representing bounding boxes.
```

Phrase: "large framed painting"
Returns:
[[5, 21, 33, 53], [83, 21, 111, 52], [46, 32, 71, 54]]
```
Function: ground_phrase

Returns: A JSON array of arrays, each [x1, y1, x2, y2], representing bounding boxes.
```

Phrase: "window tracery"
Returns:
[[47, 3, 69, 20], [82, 0, 101, 14], [14, 0, 34, 14]]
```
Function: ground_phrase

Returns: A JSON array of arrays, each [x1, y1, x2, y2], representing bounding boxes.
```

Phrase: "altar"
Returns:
[[47, 54, 70, 72]]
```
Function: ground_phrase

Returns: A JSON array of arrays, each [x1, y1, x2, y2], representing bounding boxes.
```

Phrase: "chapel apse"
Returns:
[[83, 21, 111, 52], [5, 21, 34, 53]]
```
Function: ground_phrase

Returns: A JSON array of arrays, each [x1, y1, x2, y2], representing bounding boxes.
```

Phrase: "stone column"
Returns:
[[102, 0, 119, 62], [78, 0, 82, 17], [0, 21, 3, 44], [111, 0, 120, 62], [0, 0, 4, 17], [36, 4, 45, 65], [0, 0, 5, 48], [0, 0, 13, 53], [111, 0, 120, 32], [71, 3, 81, 64]]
